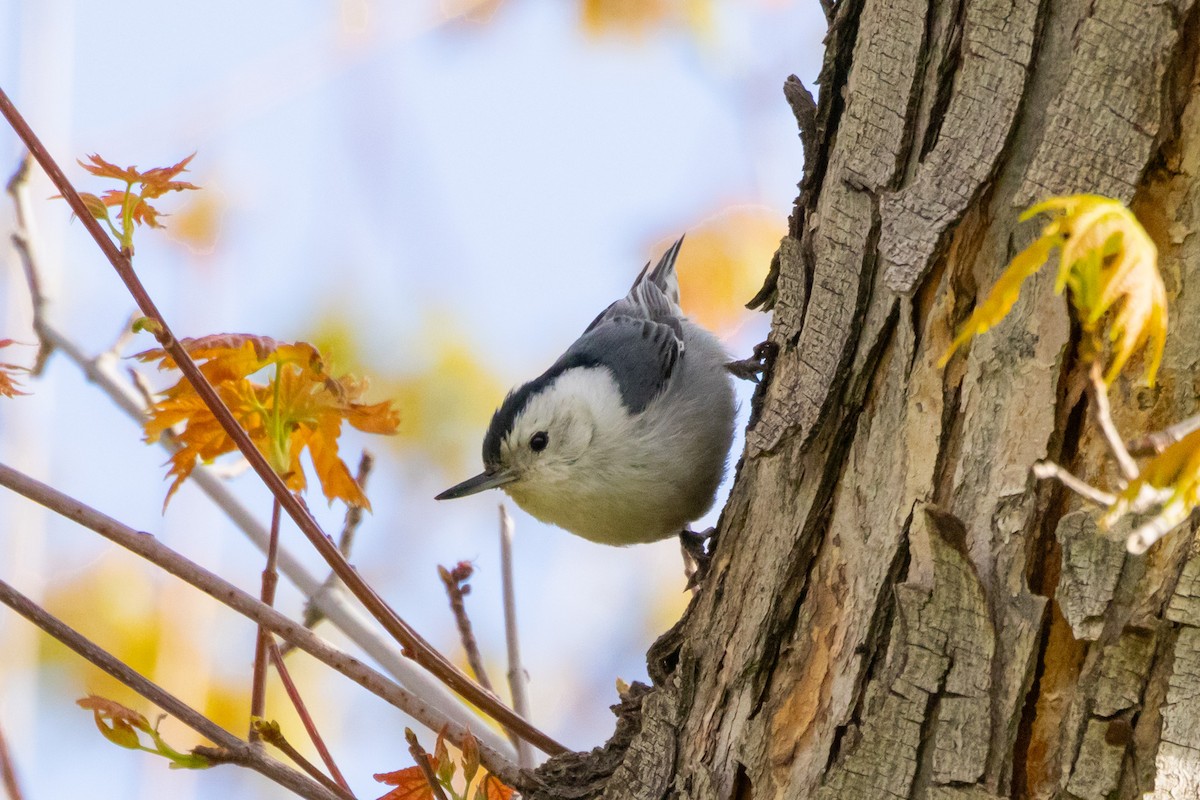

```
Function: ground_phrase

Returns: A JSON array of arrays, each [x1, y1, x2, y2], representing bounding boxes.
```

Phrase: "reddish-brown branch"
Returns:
[[0, 86, 563, 758], [267, 641, 351, 793], [287, 453, 374, 650], [404, 730, 450, 800], [0, 579, 341, 800], [251, 499, 284, 741]]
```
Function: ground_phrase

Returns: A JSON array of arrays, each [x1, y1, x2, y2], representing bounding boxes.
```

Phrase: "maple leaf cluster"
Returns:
[[138, 334, 399, 509], [76, 695, 209, 770], [74, 153, 200, 252], [942, 194, 1167, 387], [0, 339, 28, 398], [374, 728, 514, 800]]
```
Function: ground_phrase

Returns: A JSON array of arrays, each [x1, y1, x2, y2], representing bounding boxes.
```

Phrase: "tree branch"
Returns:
[[438, 562, 493, 694], [0, 462, 524, 786], [1032, 461, 1118, 506], [0, 86, 563, 758], [0, 579, 342, 800], [1088, 363, 1139, 482]]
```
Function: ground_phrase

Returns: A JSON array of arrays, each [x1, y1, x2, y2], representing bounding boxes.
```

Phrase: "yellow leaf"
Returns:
[[941, 195, 1167, 386]]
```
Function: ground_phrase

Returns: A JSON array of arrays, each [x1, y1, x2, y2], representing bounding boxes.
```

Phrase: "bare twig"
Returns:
[[438, 562, 493, 693], [0, 462, 523, 785], [6, 154, 520, 759], [253, 720, 354, 800], [0, 91, 561, 755], [267, 641, 351, 794], [337, 452, 372, 557], [405, 729, 450, 800], [0, 579, 342, 800], [1088, 363, 1139, 483], [0, 717, 23, 800], [500, 505, 534, 770], [1128, 412, 1200, 456], [1032, 461, 1118, 506], [251, 499, 284, 741], [7, 155, 52, 374]]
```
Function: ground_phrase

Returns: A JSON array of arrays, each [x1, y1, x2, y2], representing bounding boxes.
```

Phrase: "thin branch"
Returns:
[[0, 717, 23, 800], [337, 452, 372, 557], [267, 641, 351, 794], [404, 729, 450, 800], [1032, 460, 1118, 506], [1088, 363, 1139, 483], [0, 462, 522, 786], [6, 154, 519, 761], [253, 720, 354, 800], [1128, 412, 1200, 456], [438, 562, 493, 693], [500, 505, 534, 770], [251, 499, 284, 741], [0, 90, 561, 756], [0, 579, 342, 800], [7, 155, 52, 375]]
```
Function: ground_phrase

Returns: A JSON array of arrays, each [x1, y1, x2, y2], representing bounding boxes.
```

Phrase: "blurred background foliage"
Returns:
[[0, 1, 822, 797]]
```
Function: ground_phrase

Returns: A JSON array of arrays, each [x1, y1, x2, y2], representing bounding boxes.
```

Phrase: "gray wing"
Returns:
[[570, 236, 687, 412], [561, 314, 682, 413]]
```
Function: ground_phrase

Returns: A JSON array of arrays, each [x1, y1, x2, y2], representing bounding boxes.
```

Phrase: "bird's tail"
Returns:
[[631, 234, 684, 304]]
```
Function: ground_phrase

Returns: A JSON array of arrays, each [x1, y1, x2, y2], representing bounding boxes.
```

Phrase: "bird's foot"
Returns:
[[680, 527, 714, 590], [726, 340, 779, 383]]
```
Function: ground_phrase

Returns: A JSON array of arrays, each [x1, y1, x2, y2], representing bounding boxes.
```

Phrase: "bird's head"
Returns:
[[435, 365, 628, 503]]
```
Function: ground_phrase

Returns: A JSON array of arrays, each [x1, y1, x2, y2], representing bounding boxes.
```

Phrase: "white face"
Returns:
[[497, 367, 627, 492]]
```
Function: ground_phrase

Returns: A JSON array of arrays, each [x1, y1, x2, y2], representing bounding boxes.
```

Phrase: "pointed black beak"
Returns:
[[435, 468, 517, 500]]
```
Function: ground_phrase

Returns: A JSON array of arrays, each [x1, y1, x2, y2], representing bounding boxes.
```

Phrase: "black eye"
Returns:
[[530, 431, 549, 452]]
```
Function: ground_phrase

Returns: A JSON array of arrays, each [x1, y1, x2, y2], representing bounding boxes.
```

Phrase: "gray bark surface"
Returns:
[[521, 0, 1200, 798]]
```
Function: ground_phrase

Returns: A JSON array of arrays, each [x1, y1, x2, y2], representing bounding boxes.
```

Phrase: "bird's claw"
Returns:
[[680, 527, 714, 590], [725, 340, 779, 383]]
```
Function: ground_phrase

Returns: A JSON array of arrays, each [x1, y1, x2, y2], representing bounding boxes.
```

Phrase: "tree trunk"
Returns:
[[528, 0, 1200, 797]]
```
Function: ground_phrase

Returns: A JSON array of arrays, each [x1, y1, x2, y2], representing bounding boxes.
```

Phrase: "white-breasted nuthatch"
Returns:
[[436, 237, 736, 549]]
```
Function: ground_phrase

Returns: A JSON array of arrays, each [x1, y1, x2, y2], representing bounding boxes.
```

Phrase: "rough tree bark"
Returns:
[[525, 0, 1200, 798]]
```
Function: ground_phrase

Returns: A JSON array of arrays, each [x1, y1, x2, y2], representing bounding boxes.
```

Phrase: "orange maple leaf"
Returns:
[[138, 334, 398, 509], [0, 339, 28, 398], [374, 764, 437, 800], [70, 152, 200, 250]]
